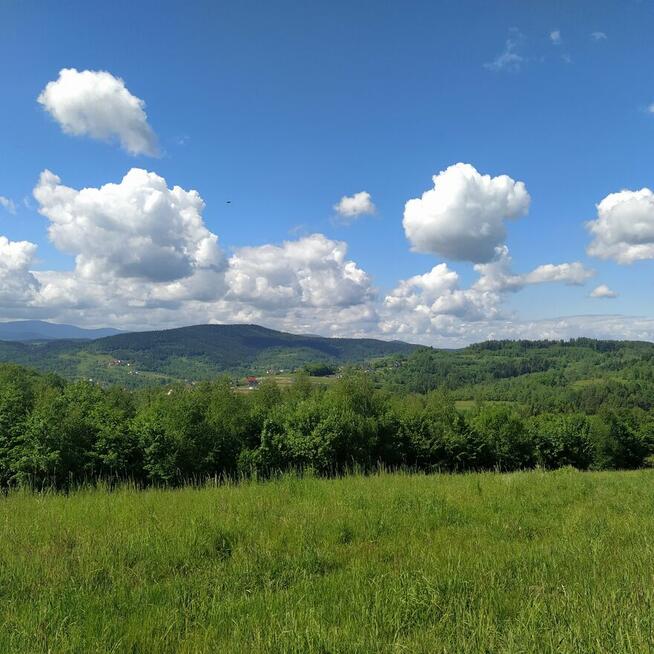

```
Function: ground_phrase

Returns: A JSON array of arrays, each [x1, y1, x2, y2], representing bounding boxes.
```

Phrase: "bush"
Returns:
[[528, 413, 594, 469], [0, 361, 653, 489]]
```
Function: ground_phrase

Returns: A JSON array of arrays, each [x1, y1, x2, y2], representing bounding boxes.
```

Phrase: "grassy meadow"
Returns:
[[2, 469, 654, 653]]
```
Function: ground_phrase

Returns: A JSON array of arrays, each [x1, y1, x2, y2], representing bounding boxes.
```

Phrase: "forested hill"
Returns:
[[376, 337, 654, 413], [3, 339, 654, 489], [0, 323, 419, 385], [1, 326, 653, 399]]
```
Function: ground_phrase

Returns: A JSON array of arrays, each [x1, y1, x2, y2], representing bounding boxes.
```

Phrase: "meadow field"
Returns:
[[2, 469, 654, 653]]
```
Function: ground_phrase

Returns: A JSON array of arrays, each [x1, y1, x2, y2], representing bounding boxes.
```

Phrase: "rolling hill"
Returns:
[[0, 323, 420, 385]]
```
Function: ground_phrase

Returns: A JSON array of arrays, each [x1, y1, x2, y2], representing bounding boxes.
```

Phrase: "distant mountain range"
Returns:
[[0, 320, 124, 341], [0, 323, 420, 386]]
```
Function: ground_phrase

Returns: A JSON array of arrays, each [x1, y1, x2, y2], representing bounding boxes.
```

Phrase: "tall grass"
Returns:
[[2, 468, 654, 652]]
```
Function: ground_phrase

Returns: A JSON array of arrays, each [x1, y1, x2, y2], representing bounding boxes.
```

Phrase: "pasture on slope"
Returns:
[[2, 469, 654, 653]]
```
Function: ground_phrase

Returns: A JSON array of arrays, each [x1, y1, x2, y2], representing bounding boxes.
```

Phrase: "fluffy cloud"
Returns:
[[69, 233, 377, 337], [34, 168, 224, 283], [0, 162, 380, 334], [590, 284, 618, 299], [523, 262, 594, 285], [24, 167, 230, 327], [383, 262, 500, 326], [37, 68, 158, 156], [5, 223, 376, 335], [333, 191, 376, 221], [0, 197, 16, 215], [586, 188, 654, 263], [403, 163, 530, 263], [30, 268, 227, 324], [386, 264, 459, 307], [0, 160, 630, 346], [0, 237, 36, 271], [473, 248, 593, 292], [226, 234, 374, 310], [550, 30, 562, 45], [0, 236, 40, 307], [591, 32, 607, 41], [381, 246, 594, 336]]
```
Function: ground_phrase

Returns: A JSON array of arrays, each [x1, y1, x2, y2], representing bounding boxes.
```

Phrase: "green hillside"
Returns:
[[0, 325, 654, 413], [0, 324, 419, 386], [2, 329, 654, 402], [374, 338, 654, 413]]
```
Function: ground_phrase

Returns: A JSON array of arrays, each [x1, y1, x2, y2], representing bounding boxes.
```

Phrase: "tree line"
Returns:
[[1, 362, 653, 489]]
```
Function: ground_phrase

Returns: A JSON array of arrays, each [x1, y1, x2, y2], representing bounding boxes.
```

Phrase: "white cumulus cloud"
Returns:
[[381, 246, 594, 337], [333, 191, 376, 222], [9, 167, 379, 334], [403, 163, 530, 263], [23, 233, 377, 336], [523, 262, 594, 285], [590, 284, 618, 299], [37, 68, 158, 156], [550, 30, 562, 45], [474, 248, 593, 292], [586, 187, 654, 263], [0, 161, 627, 345], [34, 168, 224, 283], [226, 233, 374, 310], [0, 236, 40, 307], [383, 263, 499, 328]]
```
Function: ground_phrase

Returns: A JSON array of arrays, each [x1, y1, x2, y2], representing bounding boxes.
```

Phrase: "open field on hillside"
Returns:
[[234, 373, 339, 393], [2, 469, 654, 653]]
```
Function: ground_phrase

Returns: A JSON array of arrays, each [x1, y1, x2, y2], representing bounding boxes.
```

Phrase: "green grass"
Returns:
[[2, 469, 654, 653]]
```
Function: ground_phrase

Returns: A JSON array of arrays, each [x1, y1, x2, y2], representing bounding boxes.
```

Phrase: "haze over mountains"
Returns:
[[0, 320, 123, 341]]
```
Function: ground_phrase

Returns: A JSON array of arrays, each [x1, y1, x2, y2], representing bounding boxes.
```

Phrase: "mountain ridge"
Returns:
[[0, 320, 124, 342], [0, 323, 421, 386]]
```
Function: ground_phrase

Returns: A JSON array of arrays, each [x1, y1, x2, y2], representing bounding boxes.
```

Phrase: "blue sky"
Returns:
[[1, 0, 654, 345]]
